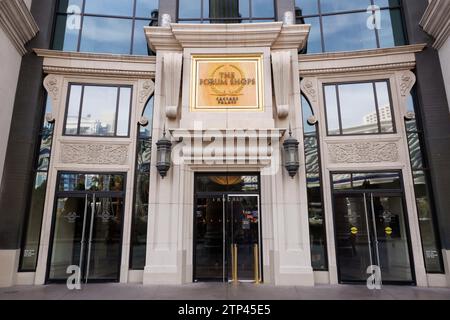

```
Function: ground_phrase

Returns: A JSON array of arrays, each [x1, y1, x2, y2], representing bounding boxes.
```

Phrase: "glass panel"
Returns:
[[322, 12, 377, 52], [334, 194, 372, 282], [304, 137, 319, 173], [179, 0, 202, 19], [295, 0, 319, 16], [229, 195, 259, 281], [65, 85, 83, 135], [140, 96, 154, 137], [88, 196, 123, 280], [303, 17, 322, 53], [338, 83, 378, 134], [194, 197, 224, 280], [117, 87, 131, 136], [307, 177, 327, 270], [79, 16, 132, 54], [135, 0, 159, 18], [19, 173, 48, 270], [59, 173, 125, 192], [84, 0, 134, 16], [133, 19, 151, 55], [49, 197, 86, 280], [413, 171, 444, 272], [407, 133, 424, 170], [375, 82, 394, 133], [371, 195, 413, 282], [252, 0, 275, 18], [332, 173, 352, 190], [352, 172, 401, 190], [53, 14, 80, 51], [57, 0, 84, 13], [379, 9, 406, 48], [37, 129, 53, 171], [195, 175, 259, 193], [320, 0, 371, 14], [302, 95, 316, 135], [324, 85, 340, 135], [80, 86, 118, 136], [239, 0, 250, 18], [374, 0, 401, 8]]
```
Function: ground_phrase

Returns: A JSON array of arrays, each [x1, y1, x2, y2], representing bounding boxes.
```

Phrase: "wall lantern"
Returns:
[[156, 128, 172, 178], [283, 128, 300, 178]]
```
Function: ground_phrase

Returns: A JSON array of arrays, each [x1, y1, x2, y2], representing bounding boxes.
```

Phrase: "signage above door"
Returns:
[[190, 54, 264, 112]]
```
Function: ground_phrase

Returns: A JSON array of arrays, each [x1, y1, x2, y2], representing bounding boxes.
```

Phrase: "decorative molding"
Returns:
[[137, 79, 155, 124], [60, 144, 129, 165], [398, 71, 416, 97], [299, 62, 416, 76], [0, 0, 38, 55], [163, 52, 183, 119], [300, 77, 320, 117], [41, 66, 155, 79], [328, 142, 399, 164], [420, 0, 450, 49], [271, 51, 291, 118], [145, 22, 310, 52], [43, 74, 63, 123]]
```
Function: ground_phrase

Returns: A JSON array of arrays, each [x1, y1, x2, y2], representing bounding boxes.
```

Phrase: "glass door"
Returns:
[[193, 193, 261, 283], [47, 172, 125, 283], [334, 192, 414, 284]]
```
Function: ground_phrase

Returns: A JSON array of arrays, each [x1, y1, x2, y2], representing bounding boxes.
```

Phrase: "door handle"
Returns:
[[232, 243, 238, 284], [254, 243, 260, 284]]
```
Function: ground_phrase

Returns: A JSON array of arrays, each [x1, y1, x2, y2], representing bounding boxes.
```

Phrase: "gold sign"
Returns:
[[190, 54, 264, 112]]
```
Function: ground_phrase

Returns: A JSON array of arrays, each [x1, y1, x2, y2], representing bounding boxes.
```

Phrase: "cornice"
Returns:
[[34, 49, 156, 79], [0, 0, 39, 55], [145, 22, 310, 51], [298, 44, 425, 76], [420, 0, 450, 49]]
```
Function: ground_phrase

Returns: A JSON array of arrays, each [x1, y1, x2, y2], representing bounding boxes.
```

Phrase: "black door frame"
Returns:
[[45, 171, 126, 284], [330, 171, 416, 286], [192, 172, 263, 283]]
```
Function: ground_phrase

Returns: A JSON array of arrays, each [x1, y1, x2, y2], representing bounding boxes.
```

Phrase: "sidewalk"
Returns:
[[1, 283, 450, 300]]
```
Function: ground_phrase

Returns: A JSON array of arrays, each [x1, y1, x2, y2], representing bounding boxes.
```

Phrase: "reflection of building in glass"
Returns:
[[363, 105, 392, 125]]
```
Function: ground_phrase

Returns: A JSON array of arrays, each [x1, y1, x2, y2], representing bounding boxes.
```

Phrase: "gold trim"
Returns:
[[190, 54, 264, 113]]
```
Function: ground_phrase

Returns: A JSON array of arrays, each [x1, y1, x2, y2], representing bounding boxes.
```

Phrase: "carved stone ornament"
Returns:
[[399, 71, 416, 97], [61, 144, 129, 165], [43, 74, 62, 123], [137, 79, 155, 124], [328, 142, 399, 163], [163, 52, 183, 119], [300, 79, 317, 103], [271, 50, 291, 118]]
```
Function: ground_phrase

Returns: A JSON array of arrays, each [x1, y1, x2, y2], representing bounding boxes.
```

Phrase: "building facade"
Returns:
[[0, 0, 450, 288]]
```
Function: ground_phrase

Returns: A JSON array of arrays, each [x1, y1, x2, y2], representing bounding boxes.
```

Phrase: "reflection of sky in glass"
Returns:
[[84, 0, 134, 16], [322, 12, 377, 52], [54, 15, 79, 51], [303, 17, 321, 53], [136, 0, 159, 18], [80, 16, 132, 54], [320, 0, 371, 14], [117, 88, 131, 136], [239, 0, 249, 17], [295, 0, 318, 16], [179, 0, 201, 19], [339, 83, 377, 132], [133, 20, 151, 55], [81, 86, 118, 136], [324, 86, 339, 134], [252, 0, 274, 18]]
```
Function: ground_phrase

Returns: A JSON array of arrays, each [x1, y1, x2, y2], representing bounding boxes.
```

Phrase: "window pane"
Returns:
[[295, 0, 319, 16], [133, 19, 151, 55], [135, 0, 159, 18], [117, 87, 131, 136], [332, 173, 352, 190], [80, 86, 118, 136], [374, 0, 400, 7], [320, 0, 371, 14], [379, 9, 406, 48], [352, 172, 401, 190], [408, 133, 424, 169], [239, 0, 250, 18], [413, 170, 444, 273], [140, 96, 154, 137], [179, 0, 202, 19], [58, 0, 84, 13], [252, 0, 275, 18], [19, 172, 48, 270], [84, 0, 134, 16], [322, 12, 377, 52], [53, 14, 80, 51], [304, 137, 319, 173], [339, 83, 378, 134], [302, 95, 316, 135], [65, 85, 83, 135], [37, 130, 53, 171], [303, 17, 322, 53], [375, 82, 394, 133], [324, 85, 340, 135], [79, 16, 132, 54], [405, 94, 418, 131]]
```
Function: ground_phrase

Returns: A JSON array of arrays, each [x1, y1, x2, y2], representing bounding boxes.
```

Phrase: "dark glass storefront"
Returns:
[[193, 173, 262, 283]]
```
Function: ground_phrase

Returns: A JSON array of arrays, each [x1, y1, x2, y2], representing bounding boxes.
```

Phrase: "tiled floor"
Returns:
[[1, 283, 450, 300]]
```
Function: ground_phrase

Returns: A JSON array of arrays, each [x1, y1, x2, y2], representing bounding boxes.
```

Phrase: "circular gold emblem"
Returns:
[[209, 64, 246, 96]]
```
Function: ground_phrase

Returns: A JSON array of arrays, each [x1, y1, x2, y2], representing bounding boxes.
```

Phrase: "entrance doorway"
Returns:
[[47, 172, 125, 283], [193, 174, 262, 283], [331, 172, 415, 284]]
